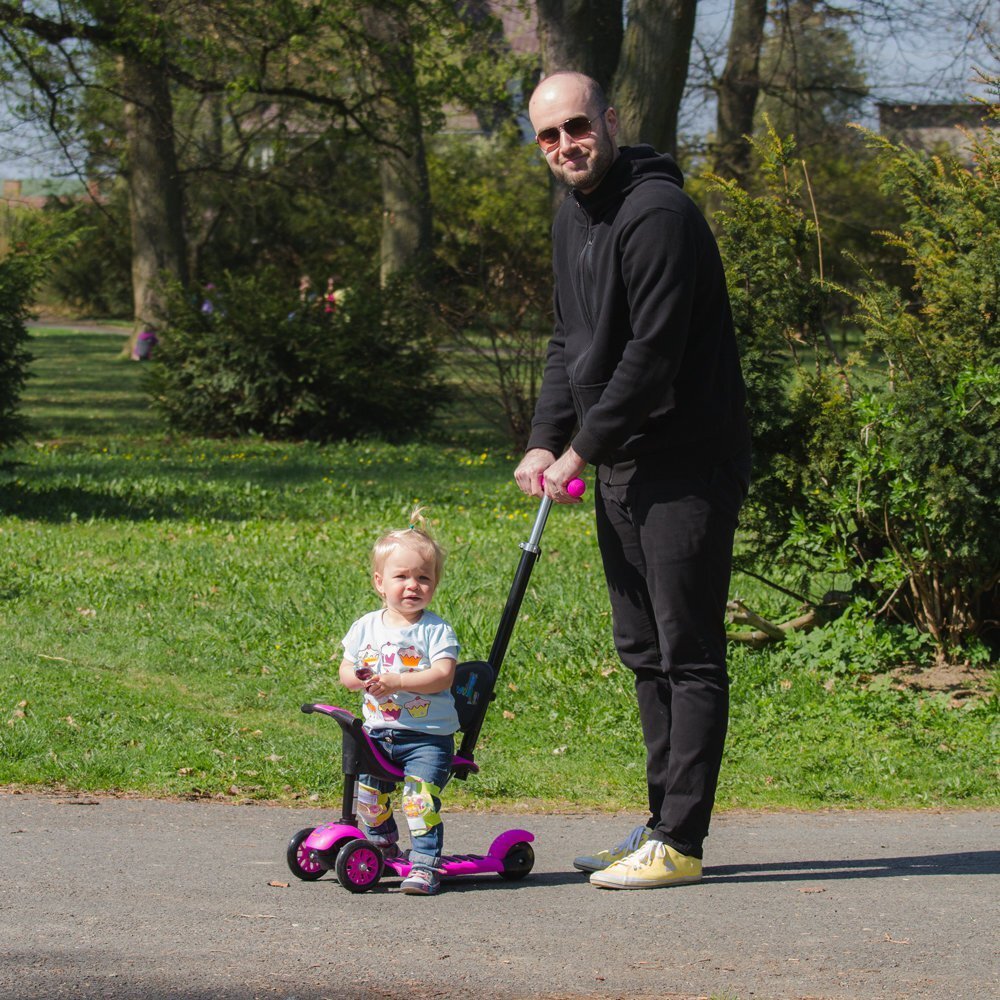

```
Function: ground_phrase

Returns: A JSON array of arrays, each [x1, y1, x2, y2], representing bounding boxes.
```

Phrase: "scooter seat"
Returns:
[[302, 704, 403, 782], [301, 703, 482, 780]]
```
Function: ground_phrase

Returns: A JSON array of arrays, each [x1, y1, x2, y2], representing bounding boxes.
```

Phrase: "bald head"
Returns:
[[529, 72, 607, 123]]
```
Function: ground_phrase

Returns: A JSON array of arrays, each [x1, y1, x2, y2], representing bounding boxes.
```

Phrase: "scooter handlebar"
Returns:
[[540, 476, 587, 498]]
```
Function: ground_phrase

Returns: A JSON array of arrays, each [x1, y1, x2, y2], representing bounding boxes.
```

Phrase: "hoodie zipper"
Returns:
[[577, 213, 596, 332]]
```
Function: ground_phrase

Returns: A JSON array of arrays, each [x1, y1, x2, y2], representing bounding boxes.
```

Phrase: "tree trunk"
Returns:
[[119, 52, 188, 357], [713, 0, 768, 184], [613, 0, 697, 154], [365, 8, 433, 287], [535, 0, 623, 93], [377, 122, 432, 287], [186, 93, 226, 282]]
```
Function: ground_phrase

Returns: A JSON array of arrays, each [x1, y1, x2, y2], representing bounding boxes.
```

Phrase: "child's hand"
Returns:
[[364, 673, 398, 698], [339, 657, 366, 690]]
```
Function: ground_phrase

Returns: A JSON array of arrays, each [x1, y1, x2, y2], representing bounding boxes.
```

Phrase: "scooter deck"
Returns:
[[385, 853, 505, 878]]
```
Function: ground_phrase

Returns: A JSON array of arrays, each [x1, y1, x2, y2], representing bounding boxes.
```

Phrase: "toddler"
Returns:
[[338, 508, 459, 896]]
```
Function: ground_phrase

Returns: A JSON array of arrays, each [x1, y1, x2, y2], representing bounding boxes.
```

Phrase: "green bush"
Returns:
[[713, 105, 1000, 659], [0, 213, 77, 449], [710, 124, 844, 566], [816, 112, 1000, 654], [146, 268, 444, 441]]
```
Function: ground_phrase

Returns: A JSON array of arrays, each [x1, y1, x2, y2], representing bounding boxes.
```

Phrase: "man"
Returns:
[[514, 71, 751, 889]]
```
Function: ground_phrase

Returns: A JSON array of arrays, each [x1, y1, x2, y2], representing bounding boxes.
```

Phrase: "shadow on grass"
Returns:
[[0, 472, 341, 522], [0, 448, 515, 522], [0, 481, 182, 521]]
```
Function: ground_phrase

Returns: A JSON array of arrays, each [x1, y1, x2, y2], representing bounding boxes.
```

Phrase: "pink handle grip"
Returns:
[[540, 476, 586, 498]]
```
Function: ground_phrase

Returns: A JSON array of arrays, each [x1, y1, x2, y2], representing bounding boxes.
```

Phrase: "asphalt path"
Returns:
[[1, 793, 996, 1000]]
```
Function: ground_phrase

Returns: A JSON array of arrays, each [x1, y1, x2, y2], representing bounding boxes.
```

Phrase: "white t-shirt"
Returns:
[[342, 609, 460, 735]]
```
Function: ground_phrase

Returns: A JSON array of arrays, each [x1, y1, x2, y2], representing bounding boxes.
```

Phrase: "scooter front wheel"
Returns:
[[286, 827, 325, 881], [335, 838, 384, 893], [499, 840, 534, 880]]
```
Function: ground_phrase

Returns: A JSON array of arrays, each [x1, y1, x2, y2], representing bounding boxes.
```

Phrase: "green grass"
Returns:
[[1, 327, 997, 811]]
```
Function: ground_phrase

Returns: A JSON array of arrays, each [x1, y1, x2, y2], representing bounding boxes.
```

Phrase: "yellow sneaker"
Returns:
[[573, 824, 651, 873], [589, 839, 702, 889]]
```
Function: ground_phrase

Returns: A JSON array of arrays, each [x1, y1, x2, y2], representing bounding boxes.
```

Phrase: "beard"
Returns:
[[552, 122, 617, 193]]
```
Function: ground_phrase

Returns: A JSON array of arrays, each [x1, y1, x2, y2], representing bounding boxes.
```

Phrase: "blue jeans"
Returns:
[[358, 729, 454, 869]]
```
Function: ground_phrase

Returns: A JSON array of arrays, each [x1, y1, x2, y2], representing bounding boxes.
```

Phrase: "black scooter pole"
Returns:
[[456, 481, 583, 762], [485, 495, 554, 673]]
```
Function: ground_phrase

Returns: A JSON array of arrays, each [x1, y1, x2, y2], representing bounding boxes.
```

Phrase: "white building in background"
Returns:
[[877, 102, 996, 163]]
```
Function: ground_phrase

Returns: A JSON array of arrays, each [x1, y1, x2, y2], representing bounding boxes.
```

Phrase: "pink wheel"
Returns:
[[287, 827, 325, 881], [335, 838, 384, 893]]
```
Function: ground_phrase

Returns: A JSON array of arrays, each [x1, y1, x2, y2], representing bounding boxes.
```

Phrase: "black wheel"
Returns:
[[499, 841, 534, 880], [335, 838, 384, 893], [287, 827, 325, 881]]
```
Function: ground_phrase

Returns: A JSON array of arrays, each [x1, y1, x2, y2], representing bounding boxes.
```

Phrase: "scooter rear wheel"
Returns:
[[499, 840, 534, 880], [286, 827, 325, 881], [335, 838, 384, 893]]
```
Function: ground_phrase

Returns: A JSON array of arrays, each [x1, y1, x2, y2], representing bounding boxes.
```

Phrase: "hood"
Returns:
[[574, 144, 685, 219]]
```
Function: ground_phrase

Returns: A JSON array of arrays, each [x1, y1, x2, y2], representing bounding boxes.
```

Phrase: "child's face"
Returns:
[[373, 543, 437, 622]]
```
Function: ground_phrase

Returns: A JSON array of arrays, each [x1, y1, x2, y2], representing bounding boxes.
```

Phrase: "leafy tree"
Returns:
[[725, 3, 905, 306], [429, 129, 553, 447], [42, 185, 132, 317], [820, 110, 1000, 654], [362, 4, 433, 288], [535, 0, 622, 93], [615, 0, 698, 153], [535, 0, 697, 155], [0, 0, 518, 342], [710, 124, 840, 565], [0, 2, 191, 348], [756, 0, 869, 149]]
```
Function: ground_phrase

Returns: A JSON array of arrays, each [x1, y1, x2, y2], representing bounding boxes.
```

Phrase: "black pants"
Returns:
[[595, 454, 750, 859]]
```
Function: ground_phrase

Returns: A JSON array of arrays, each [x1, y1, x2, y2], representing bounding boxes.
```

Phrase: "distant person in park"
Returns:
[[292, 274, 348, 321], [130, 329, 158, 361], [514, 71, 752, 889], [323, 275, 348, 315], [337, 508, 460, 896]]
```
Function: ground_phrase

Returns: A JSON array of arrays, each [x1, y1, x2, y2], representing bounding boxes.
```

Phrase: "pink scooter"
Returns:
[[286, 479, 585, 893]]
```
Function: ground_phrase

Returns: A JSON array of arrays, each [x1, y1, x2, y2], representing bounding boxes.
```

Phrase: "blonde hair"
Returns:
[[370, 506, 446, 583]]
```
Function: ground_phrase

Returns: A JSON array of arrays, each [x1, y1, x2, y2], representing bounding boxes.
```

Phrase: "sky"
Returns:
[[685, 0, 997, 132], [0, 0, 996, 181]]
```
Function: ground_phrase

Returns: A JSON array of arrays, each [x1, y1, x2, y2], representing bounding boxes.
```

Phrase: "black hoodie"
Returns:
[[526, 145, 750, 480]]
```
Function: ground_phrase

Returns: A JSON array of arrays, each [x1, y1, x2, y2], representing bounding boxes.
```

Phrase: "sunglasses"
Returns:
[[535, 111, 606, 152]]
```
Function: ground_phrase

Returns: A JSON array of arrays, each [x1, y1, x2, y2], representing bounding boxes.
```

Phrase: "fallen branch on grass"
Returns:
[[726, 592, 852, 647]]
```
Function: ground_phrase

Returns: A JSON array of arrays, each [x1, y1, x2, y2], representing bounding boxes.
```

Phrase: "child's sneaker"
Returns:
[[400, 866, 441, 895], [572, 824, 650, 872], [589, 839, 702, 889]]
